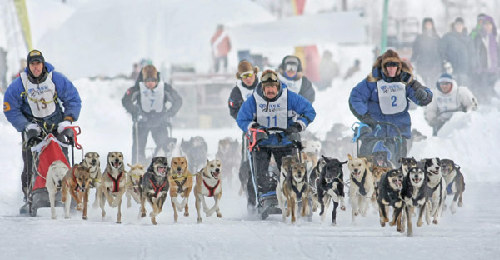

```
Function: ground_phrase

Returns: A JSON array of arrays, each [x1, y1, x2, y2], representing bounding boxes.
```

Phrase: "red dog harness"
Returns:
[[107, 172, 123, 192], [149, 179, 168, 198], [203, 179, 220, 197]]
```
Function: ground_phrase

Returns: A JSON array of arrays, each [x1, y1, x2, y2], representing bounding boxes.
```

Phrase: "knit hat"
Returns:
[[141, 65, 158, 81], [436, 73, 454, 92], [236, 60, 259, 79], [454, 17, 464, 24], [27, 50, 44, 64]]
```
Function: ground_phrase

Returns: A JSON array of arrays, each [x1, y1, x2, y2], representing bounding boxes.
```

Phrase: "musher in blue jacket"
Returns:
[[349, 49, 432, 162], [237, 69, 316, 207], [3, 50, 82, 205]]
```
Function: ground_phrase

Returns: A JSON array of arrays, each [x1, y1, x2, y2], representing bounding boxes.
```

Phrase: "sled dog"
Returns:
[[140, 157, 170, 225], [80, 152, 102, 208], [377, 169, 404, 231], [314, 157, 347, 225], [62, 164, 91, 220], [46, 160, 70, 219], [125, 163, 145, 207], [99, 152, 127, 223], [423, 157, 446, 225], [282, 161, 309, 223], [181, 136, 208, 173], [401, 162, 427, 236], [168, 156, 194, 222], [216, 137, 241, 185], [440, 159, 465, 214], [277, 155, 299, 220], [194, 159, 223, 223], [347, 154, 374, 222]]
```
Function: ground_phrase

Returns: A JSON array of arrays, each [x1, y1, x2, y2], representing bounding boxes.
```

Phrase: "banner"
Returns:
[[13, 0, 32, 50]]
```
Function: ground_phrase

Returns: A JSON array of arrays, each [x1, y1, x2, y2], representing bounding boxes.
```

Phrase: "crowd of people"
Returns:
[[411, 14, 500, 104]]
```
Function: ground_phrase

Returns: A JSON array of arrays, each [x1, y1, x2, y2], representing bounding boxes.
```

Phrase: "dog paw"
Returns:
[[51, 215, 57, 220], [141, 212, 146, 218], [151, 218, 157, 225], [77, 203, 83, 211], [197, 217, 202, 223], [184, 212, 189, 217], [380, 221, 386, 227], [217, 212, 222, 218], [417, 221, 423, 227], [340, 206, 346, 211], [82, 215, 87, 220], [458, 202, 463, 207], [432, 219, 438, 225]]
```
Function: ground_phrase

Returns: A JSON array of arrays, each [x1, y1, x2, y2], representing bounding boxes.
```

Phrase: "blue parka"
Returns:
[[3, 62, 82, 132], [237, 82, 316, 147], [349, 66, 432, 139]]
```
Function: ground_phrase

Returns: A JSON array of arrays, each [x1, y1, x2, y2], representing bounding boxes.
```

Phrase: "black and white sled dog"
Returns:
[[401, 161, 427, 236], [440, 159, 465, 214], [309, 156, 347, 225], [377, 169, 404, 232], [399, 157, 418, 176], [422, 157, 446, 225], [181, 136, 208, 173]]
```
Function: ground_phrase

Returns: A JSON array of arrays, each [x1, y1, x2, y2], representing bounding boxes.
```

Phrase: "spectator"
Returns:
[[411, 17, 443, 86]]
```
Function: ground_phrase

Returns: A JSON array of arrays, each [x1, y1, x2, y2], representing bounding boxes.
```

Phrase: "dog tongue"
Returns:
[[158, 167, 166, 173]]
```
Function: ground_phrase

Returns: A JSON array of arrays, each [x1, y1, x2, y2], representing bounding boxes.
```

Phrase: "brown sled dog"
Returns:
[[62, 164, 91, 220], [168, 156, 194, 222]]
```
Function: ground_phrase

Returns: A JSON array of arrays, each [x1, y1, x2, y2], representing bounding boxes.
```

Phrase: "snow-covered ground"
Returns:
[[1, 0, 500, 259]]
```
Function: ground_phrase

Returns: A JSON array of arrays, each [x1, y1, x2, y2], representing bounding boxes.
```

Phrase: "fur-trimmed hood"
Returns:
[[367, 50, 413, 84]]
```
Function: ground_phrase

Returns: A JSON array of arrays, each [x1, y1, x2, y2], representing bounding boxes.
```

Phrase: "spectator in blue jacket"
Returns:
[[349, 49, 432, 162], [3, 50, 82, 206], [237, 69, 316, 207]]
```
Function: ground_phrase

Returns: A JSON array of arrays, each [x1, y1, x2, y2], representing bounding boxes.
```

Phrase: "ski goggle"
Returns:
[[384, 61, 400, 68], [261, 70, 278, 84], [144, 77, 157, 83], [240, 71, 254, 79], [285, 63, 298, 72]]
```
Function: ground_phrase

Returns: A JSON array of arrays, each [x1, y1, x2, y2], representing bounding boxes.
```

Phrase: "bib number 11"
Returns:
[[266, 115, 277, 127]]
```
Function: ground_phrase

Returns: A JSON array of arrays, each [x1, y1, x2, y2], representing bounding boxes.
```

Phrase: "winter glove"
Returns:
[[360, 114, 376, 128], [414, 88, 428, 101], [57, 120, 72, 134], [248, 122, 260, 130], [24, 123, 41, 144], [286, 122, 303, 134]]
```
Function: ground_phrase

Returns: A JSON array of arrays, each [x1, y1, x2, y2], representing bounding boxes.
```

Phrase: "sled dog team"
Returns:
[[47, 148, 465, 236], [275, 152, 465, 236], [48, 151, 223, 225]]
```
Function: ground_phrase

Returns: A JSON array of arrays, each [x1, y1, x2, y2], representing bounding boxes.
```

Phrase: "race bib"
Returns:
[[21, 72, 57, 118], [139, 82, 165, 112], [254, 90, 288, 129], [377, 80, 407, 115]]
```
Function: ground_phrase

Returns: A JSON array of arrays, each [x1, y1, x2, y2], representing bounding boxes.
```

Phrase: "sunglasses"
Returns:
[[261, 71, 278, 83], [385, 61, 400, 68], [144, 77, 157, 83], [286, 63, 298, 72], [241, 72, 254, 79]]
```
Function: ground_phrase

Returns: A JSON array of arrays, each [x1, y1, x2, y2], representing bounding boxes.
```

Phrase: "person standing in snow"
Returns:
[[122, 64, 182, 165], [237, 69, 316, 208], [349, 49, 432, 163], [317, 50, 340, 90], [439, 17, 472, 86], [470, 15, 500, 104], [211, 24, 232, 73], [425, 73, 478, 136], [411, 17, 443, 86], [277, 55, 315, 103], [228, 60, 260, 203], [3, 50, 82, 207]]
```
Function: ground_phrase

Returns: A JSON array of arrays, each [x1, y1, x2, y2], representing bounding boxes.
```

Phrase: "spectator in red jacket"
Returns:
[[211, 24, 232, 73]]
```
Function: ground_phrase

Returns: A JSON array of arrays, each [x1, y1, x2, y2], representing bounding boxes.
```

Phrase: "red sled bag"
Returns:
[[30, 134, 70, 191]]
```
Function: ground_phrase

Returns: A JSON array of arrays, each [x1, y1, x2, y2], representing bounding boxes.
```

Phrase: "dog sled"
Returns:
[[246, 127, 310, 220], [351, 121, 405, 167], [20, 125, 82, 217]]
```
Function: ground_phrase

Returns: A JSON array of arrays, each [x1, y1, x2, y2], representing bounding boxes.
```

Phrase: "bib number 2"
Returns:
[[391, 96, 397, 107]]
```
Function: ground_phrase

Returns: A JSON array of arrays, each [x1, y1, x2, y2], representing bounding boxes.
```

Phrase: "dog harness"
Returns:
[[149, 178, 168, 198], [174, 178, 187, 194], [203, 179, 220, 197], [352, 169, 368, 196], [107, 172, 123, 192], [291, 175, 307, 200]]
